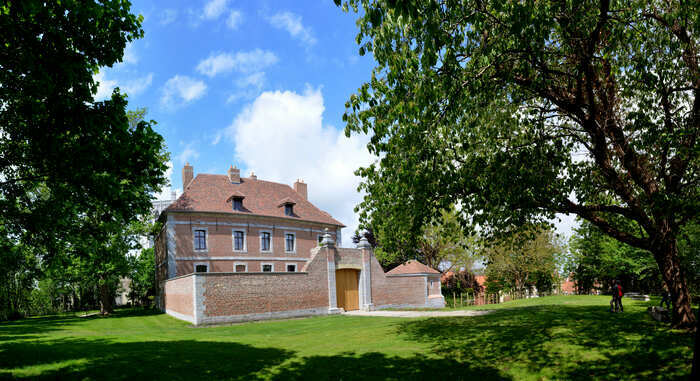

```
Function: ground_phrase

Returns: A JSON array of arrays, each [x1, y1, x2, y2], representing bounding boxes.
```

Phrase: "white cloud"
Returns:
[[268, 11, 317, 47], [93, 71, 153, 101], [226, 10, 242, 29], [160, 9, 178, 25], [177, 143, 200, 164], [226, 72, 266, 104], [160, 75, 207, 109], [94, 71, 118, 101], [202, 0, 228, 20], [196, 50, 278, 77], [211, 131, 223, 145], [236, 72, 265, 88], [123, 73, 154, 96], [153, 161, 182, 201], [223, 86, 375, 247], [121, 42, 139, 65]]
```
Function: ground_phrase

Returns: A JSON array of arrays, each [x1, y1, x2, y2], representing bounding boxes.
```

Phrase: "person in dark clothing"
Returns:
[[610, 280, 623, 312], [660, 284, 672, 310]]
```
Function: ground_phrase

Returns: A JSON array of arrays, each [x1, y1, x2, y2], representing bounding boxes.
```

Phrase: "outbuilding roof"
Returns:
[[164, 174, 344, 227], [386, 260, 440, 275]]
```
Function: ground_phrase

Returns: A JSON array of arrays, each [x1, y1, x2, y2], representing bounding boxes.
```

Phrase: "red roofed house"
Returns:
[[155, 164, 444, 325]]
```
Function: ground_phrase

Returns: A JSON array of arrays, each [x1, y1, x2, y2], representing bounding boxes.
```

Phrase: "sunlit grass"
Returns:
[[0, 296, 692, 380]]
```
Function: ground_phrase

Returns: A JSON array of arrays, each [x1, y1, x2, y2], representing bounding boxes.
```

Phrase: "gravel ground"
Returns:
[[343, 309, 493, 318]]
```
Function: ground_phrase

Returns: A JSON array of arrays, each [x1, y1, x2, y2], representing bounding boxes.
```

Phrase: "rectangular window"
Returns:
[[287, 264, 297, 272], [284, 204, 293, 216], [262, 263, 273, 272], [195, 264, 208, 273], [261, 231, 271, 251], [285, 233, 295, 252], [233, 230, 245, 251], [235, 263, 247, 272], [318, 235, 323, 245], [194, 230, 207, 250], [233, 198, 243, 211]]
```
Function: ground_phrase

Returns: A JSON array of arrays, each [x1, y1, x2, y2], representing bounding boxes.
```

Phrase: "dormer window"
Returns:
[[227, 191, 246, 211], [277, 197, 296, 217]]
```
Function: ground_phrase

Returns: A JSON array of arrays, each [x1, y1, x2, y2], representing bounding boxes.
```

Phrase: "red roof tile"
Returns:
[[165, 174, 344, 226], [386, 260, 440, 275]]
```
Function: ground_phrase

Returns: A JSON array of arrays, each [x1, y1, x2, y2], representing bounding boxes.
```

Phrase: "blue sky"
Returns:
[[97, 0, 578, 246]]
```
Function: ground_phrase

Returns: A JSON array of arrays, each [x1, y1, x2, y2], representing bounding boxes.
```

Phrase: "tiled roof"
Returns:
[[164, 174, 344, 226], [386, 260, 440, 275]]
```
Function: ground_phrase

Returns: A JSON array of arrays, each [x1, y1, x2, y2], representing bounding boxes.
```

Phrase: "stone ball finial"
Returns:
[[321, 228, 335, 247], [357, 236, 372, 249]]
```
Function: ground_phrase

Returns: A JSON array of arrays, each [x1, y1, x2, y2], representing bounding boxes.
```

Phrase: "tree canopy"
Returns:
[[0, 1, 168, 254], [339, 0, 699, 328], [0, 1, 168, 318]]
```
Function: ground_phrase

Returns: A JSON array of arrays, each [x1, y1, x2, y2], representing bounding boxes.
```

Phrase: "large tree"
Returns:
[[0, 1, 168, 255], [340, 0, 699, 328]]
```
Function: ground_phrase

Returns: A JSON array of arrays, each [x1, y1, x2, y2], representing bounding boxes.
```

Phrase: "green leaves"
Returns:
[[341, 0, 699, 256], [0, 1, 168, 254]]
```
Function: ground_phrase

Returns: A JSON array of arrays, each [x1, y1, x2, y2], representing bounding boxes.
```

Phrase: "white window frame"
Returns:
[[284, 231, 296, 254], [233, 262, 248, 273], [232, 229, 247, 252], [285, 263, 297, 272], [259, 230, 273, 253], [192, 227, 209, 253], [193, 262, 209, 273], [261, 262, 274, 272]]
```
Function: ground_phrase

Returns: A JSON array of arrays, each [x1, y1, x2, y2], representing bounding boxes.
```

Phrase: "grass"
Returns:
[[0, 296, 693, 380]]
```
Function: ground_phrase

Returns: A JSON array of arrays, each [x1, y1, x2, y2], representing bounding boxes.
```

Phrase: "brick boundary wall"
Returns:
[[163, 244, 445, 325], [164, 274, 195, 323]]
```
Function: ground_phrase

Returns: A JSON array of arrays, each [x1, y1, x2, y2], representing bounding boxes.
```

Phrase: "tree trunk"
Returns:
[[653, 238, 695, 329], [99, 282, 113, 315]]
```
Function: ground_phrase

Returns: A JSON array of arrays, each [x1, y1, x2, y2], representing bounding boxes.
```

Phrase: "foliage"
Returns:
[[441, 269, 482, 295], [128, 248, 155, 307], [418, 208, 479, 272], [677, 220, 700, 295], [482, 227, 562, 295], [339, 0, 699, 327], [0, 296, 693, 379], [567, 221, 661, 294], [351, 228, 379, 248], [365, 207, 479, 272], [0, 1, 168, 256], [0, 233, 39, 320]]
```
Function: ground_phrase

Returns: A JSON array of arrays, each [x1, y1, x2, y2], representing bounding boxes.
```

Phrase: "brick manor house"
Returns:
[[155, 163, 444, 325]]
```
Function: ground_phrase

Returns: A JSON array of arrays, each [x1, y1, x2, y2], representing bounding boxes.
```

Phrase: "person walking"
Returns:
[[660, 284, 672, 310], [610, 280, 624, 313]]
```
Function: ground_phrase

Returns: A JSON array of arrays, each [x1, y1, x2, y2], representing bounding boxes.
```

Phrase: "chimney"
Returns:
[[228, 165, 240, 183], [294, 179, 307, 200], [182, 162, 193, 190], [249, 171, 257, 180]]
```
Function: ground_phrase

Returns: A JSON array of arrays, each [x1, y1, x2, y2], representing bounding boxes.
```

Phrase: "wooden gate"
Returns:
[[336, 269, 359, 311]]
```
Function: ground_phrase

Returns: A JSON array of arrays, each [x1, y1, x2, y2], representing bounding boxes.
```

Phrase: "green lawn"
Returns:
[[0, 296, 693, 380]]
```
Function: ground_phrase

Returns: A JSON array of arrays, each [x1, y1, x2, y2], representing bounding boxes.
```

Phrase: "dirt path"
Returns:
[[343, 309, 493, 318]]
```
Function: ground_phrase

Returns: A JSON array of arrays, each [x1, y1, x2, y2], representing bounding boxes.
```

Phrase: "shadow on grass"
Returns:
[[0, 338, 292, 380], [398, 303, 692, 380], [270, 351, 506, 380]]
